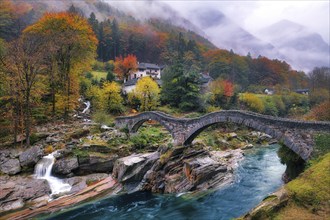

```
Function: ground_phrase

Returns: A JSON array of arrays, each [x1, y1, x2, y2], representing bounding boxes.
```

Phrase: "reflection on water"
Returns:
[[45, 145, 286, 220]]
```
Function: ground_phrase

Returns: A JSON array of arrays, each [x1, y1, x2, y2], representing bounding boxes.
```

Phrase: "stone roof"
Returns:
[[124, 78, 139, 86], [138, 63, 161, 70], [199, 73, 213, 84], [295, 89, 309, 93]]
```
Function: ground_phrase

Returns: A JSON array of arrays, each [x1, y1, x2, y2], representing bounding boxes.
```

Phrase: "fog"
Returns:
[[36, 0, 330, 71], [105, 0, 329, 71]]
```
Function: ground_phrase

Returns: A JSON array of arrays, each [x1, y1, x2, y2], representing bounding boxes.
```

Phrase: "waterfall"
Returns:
[[82, 101, 91, 114], [34, 152, 72, 196]]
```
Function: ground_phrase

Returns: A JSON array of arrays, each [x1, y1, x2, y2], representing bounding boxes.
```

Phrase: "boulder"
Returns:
[[67, 173, 109, 194], [112, 152, 160, 189], [76, 154, 118, 175], [0, 176, 50, 213], [140, 148, 244, 194], [0, 158, 21, 175], [0, 199, 24, 212], [257, 133, 273, 143], [19, 145, 43, 168], [53, 156, 79, 176], [242, 144, 254, 150], [70, 129, 90, 139], [100, 125, 113, 132], [227, 132, 238, 140]]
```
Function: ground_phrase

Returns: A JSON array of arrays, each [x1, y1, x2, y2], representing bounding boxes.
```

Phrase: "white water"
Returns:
[[34, 152, 72, 196], [82, 101, 91, 114]]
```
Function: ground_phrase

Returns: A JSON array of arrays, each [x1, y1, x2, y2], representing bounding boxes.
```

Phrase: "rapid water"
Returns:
[[34, 152, 72, 196], [44, 145, 285, 220]]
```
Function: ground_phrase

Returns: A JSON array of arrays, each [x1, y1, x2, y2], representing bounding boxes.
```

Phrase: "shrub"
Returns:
[[305, 101, 330, 121], [85, 72, 93, 79], [130, 134, 148, 149], [263, 97, 278, 116], [240, 93, 265, 113], [313, 133, 330, 159], [309, 88, 329, 107], [273, 95, 286, 116], [44, 145, 54, 154], [205, 105, 221, 113], [92, 111, 114, 126]]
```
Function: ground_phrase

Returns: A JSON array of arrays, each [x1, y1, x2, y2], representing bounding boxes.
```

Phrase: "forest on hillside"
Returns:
[[0, 0, 329, 146]]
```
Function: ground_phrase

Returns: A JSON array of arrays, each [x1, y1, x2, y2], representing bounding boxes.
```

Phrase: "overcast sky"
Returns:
[[109, 0, 330, 44]]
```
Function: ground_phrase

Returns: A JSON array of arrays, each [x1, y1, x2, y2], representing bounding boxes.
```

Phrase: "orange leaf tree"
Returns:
[[24, 12, 97, 119], [209, 79, 234, 107], [114, 54, 137, 80]]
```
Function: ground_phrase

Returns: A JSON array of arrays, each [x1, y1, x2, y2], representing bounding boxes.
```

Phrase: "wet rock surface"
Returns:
[[0, 158, 21, 175], [0, 175, 51, 212], [53, 156, 79, 176], [19, 145, 43, 168]]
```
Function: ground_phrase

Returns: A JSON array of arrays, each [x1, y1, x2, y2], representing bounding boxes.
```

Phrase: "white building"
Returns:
[[123, 63, 163, 94]]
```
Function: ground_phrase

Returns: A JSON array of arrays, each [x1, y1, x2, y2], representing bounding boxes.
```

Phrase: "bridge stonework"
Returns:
[[115, 111, 330, 161]]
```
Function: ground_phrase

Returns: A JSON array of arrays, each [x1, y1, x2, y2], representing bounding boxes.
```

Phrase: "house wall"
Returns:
[[122, 85, 136, 94], [129, 68, 161, 80]]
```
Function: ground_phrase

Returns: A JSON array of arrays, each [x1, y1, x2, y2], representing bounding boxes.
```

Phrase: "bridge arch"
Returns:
[[184, 115, 283, 145], [127, 112, 176, 137], [183, 117, 283, 146]]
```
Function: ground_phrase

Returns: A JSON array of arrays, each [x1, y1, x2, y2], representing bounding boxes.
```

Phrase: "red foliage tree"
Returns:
[[114, 54, 137, 80]]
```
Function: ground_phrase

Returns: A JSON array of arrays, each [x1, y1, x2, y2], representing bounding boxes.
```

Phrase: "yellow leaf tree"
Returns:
[[134, 77, 160, 111], [102, 82, 124, 114]]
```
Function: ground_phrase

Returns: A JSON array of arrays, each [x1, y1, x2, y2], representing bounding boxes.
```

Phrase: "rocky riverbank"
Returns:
[[0, 120, 278, 219]]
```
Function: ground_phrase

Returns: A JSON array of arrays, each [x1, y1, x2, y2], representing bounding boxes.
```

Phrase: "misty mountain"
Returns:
[[187, 8, 283, 60], [258, 19, 330, 71]]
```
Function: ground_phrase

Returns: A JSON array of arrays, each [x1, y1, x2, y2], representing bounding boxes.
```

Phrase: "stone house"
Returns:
[[122, 63, 163, 94]]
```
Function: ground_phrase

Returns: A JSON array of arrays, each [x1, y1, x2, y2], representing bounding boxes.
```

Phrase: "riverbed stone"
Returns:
[[139, 148, 243, 194], [0, 175, 51, 213], [19, 145, 43, 168], [112, 152, 160, 188], [0, 199, 24, 212], [53, 156, 79, 176], [0, 158, 21, 175], [76, 154, 118, 175]]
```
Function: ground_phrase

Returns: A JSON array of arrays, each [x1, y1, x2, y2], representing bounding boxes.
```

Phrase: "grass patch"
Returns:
[[130, 125, 172, 150], [274, 203, 327, 220], [286, 153, 330, 213]]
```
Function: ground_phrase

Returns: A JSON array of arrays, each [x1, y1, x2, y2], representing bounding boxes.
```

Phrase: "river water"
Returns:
[[45, 145, 286, 220]]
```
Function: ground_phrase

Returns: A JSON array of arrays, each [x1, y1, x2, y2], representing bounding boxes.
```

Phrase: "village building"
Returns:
[[264, 88, 275, 95], [122, 63, 163, 94], [294, 89, 309, 95]]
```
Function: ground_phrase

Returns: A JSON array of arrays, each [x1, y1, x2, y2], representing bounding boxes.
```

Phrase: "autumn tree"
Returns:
[[24, 12, 97, 120], [209, 79, 234, 108], [114, 54, 137, 80], [102, 82, 124, 114], [1, 33, 46, 146], [134, 77, 160, 111], [240, 93, 265, 113]]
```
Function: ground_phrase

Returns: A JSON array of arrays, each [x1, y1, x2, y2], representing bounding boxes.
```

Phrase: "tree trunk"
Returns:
[[50, 59, 56, 119], [25, 89, 31, 147]]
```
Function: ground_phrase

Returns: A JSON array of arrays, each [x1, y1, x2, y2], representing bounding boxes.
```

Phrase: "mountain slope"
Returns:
[[258, 20, 330, 71]]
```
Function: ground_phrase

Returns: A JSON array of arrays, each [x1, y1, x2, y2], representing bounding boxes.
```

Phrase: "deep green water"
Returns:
[[45, 145, 286, 220]]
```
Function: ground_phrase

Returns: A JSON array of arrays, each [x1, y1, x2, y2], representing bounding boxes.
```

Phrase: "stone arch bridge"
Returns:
[[115, 111, 330, 161]]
